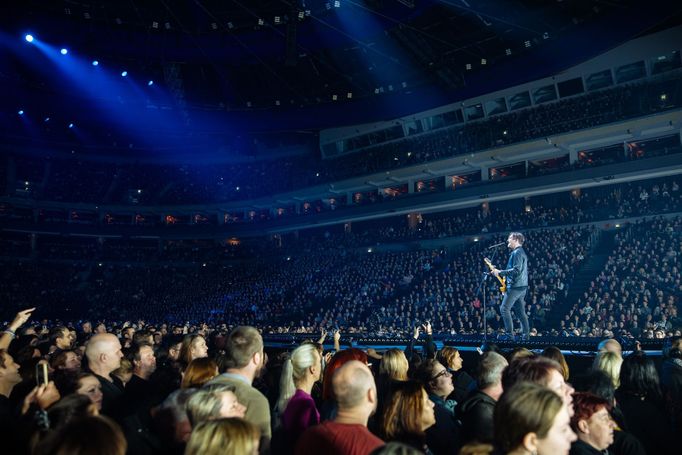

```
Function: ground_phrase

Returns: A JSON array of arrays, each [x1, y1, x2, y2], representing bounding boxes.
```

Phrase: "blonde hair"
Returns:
[[379, 349, 409, 381], [185, 418, 259, 455], [276, 343, 320, 412], [437, 346, 460, 371], [187, 386, 235, 425], [594, 351, 623, 388]]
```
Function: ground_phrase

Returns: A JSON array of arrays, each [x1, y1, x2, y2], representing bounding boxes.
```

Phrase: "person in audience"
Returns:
[[50, 350, 81, 373], [502, 356, 575, 416], [84, 333, 124, 416], [37, 415, 127, 455], [275, 343, 322, 451], [493, 382, 576, 455], [112, 358, 133, 386], [593, 351, 623, 389], [379, 349, 409, 382], [542, 347, 570, 381], [596, 339, 622, 358], [296, 360, 384, 455], [569, 393, 615, 455], [320, 348, 369, 420], [178, 334, 209, 369], [186, 385, 246, 425], [49, 326, 73, 354], [661, 346, 682, 432], [615, 352, 677, 454], [74, 373, 104, 412], [185, 417, 260, 455], [459, 351, 508, 446], [380, 380, 435, 452], [416, 359, 459, 454], [437, 346, 474, 404], [181, 357, 219, 389], [207, 326, 271, 449]]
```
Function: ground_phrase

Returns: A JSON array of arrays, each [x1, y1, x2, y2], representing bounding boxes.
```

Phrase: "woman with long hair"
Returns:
[[181, 357, 219, 389], [381, 380, 436, 452], [178, 334, 208, 369], [615, 352, 676, 455], [273, 343, 322, 453]]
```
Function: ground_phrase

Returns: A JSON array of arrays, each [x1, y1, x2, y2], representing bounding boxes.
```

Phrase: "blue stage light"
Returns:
[[68, 123, 74, 128], [44, 117, 50, 122], [147, 80, 154, 86], [121, 71, 128, 77], [18, 110, 24, 115], [25, 34, 34, 43], [60, 48, 68, 55], [92, 60, 99, 66]]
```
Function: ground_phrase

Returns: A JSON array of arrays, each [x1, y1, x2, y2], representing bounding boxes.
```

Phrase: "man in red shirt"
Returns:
[[296, 360, 384, 455]]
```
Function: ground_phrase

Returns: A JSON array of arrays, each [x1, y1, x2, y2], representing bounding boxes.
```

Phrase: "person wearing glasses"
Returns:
[[417, 359, 461, 455]]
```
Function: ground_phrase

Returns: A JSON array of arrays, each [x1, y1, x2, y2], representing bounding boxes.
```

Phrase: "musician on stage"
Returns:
[[491, 232, 530, 340]]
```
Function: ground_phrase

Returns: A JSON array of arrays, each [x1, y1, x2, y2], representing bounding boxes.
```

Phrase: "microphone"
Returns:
[[488, 242, 505, 249]]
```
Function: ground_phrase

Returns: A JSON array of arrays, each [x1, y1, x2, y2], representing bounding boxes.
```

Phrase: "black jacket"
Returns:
[[458, 390, 496, 445], [499, 246, 528, 289]]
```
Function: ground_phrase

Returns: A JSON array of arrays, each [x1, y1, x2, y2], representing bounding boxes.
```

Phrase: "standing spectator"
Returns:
[[380, 380, 436, 452], [493, 382, 576, 455], [296, 360, 384, 455], [178, 334, 208, 370], [569, 393, 615, 455], [181, 358, 219, 389], [459, 351, 508, 445], [207, 326, 271, 449], [84, 334, 124, 416], [438, 346, 474, 405], [417, 360, 460, 454], [616, 352, 677, 454], [274, 343, 322, 453], [185, 417, 260, 455]]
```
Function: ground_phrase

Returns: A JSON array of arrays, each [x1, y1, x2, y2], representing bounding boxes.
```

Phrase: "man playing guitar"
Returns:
[[490, 232, 530, 340]]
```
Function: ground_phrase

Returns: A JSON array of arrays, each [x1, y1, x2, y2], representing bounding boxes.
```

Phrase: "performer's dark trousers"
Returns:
[[500, 287, 530, 337]]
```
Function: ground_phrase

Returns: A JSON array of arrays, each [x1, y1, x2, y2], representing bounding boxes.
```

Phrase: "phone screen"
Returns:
[[35, 362, 48, 387]]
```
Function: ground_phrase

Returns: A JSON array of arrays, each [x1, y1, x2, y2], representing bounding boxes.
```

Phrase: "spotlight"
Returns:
[[92, 60, 99, 66], [121, 71, 128, 77], [68, 123, 74, 128], [60, 48, 68, 55], [44, 117, 50, 122], [147, 80, 154, 86], [25, 34, 34, 42], [18, 110, 24, 115]]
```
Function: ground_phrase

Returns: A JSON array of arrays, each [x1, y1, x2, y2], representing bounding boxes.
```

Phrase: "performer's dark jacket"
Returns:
[[499, 246, 528, 289]]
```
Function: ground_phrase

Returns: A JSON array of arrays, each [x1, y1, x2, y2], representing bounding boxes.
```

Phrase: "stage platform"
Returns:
[[263, 334, 667, 356]]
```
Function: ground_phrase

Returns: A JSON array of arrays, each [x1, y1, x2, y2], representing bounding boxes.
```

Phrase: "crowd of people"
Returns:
[[564, 216, 682, 339], [1, 306, 681, 455], [4, 73, 680, 207]]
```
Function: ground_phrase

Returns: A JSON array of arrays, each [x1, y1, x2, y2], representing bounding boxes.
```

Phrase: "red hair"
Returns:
[[570, 392, 611, 431], [322, 348, 368, 401]]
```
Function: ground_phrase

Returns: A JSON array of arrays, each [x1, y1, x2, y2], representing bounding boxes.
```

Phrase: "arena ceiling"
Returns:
[[1, 0, 681, 131]]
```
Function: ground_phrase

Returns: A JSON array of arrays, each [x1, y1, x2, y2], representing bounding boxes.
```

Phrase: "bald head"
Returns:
[[85, 333, 123, 377], [332, 360, 375, 409]]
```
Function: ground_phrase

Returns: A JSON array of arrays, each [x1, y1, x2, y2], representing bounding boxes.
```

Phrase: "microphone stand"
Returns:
[[474, 244, 503, 343]]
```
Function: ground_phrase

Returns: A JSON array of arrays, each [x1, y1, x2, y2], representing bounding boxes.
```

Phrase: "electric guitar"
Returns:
[[484, 257, 507, 293]]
